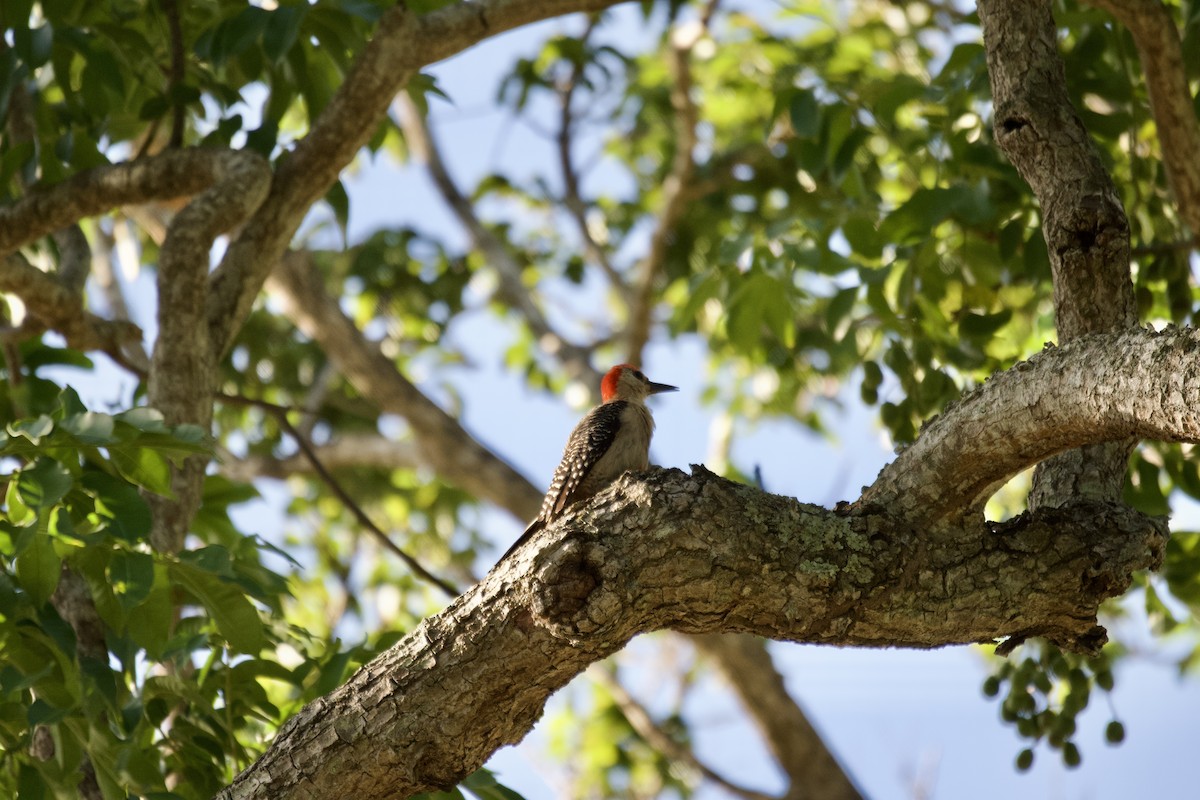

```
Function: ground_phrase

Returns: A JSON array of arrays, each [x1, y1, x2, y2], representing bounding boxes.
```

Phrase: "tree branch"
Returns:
[[219, 432, 421, 483], [142, 149, 272, 553], [0, 148, 266, 258], [217, 460, 1164, 799], [267, 250, 545, 521], [692, 634, 862, 800], [858, 328, 1200, 522], [1084, 0, 1200, 241], [555, 17, 626, 290], [219, 393, 460, 597], [0, 252, 142, 355], [395, 94, 602, 389], [205, 0, 635, 358], [979, 0, 1136, 509], [624, 22, 700, 363], [592, 667, 776, 800]]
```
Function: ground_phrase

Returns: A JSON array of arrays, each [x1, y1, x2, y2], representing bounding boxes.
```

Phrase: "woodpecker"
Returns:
[[500, 364, 677, 561]]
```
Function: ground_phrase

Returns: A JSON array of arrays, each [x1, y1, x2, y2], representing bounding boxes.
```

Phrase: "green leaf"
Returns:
[[8, 415, 54, 443], [171, 562, 266, 654], [114, 407, 168, 433], [110, 445, 173, 496], [17, 458, 74, 510], [15, 534, 61, 606], [61, 411, 116, 444], [125, 566, 172, 657], [109, 550, 155, 610], [326, 179, 350, 245], [263, 5, 306, 62], [462, 769, 527, 800], [5, 476, 35, 527], [82, 472, 152, 542], [787, 89, 821, 139]]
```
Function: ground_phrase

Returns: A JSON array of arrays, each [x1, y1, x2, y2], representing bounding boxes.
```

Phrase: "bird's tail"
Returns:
[[497, 518, 544, 564]]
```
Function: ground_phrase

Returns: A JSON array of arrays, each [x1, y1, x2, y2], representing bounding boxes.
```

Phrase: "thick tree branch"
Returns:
[[142, 150, 271, 553], [1085, 0, 1200, 240], [979, 0, 1137, 509], [859, 327, 1199, 522], [205, 0, 633, 358], [217, 325, 1200, 799], [218, 459, 1164, 799], [0, 149, 265, 258]]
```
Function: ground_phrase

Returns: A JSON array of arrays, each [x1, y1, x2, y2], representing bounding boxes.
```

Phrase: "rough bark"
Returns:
[[269, 247, 861, 795], [980, 0, 1137, 509], [218, 325, 1193, 800]]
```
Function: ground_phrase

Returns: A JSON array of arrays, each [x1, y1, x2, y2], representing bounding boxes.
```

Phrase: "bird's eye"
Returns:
[[633, 370, 646, 381]]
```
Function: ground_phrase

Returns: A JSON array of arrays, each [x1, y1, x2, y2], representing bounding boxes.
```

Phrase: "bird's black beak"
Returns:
[[647, 381, 678, 395]]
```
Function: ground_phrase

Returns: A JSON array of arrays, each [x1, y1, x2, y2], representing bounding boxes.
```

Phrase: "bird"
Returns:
[[499, 364, 677, 562]]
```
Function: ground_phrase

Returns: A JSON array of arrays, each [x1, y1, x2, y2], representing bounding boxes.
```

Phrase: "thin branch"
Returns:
[[395, 93, 602, 389], [204, 0, 634, 359], [693, 634, 862, 800], [624, 23, 701, 363], [267, 250, 545, 523], [218, 392, 461, 598], [592, 667, 777, 800], [220, 432, 421, 483], [556, 17, 626, 290]]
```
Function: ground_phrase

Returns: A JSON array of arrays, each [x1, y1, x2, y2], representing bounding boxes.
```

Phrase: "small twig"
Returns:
[[395, 94, 602, 389], [556, 16, 626, 291], [625, 23, 701, 363], [217, 392, 461, 598]]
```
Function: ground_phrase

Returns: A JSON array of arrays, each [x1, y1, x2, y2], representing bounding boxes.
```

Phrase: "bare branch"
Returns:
[[219, 432, 421, 483], [396, 94, 602, 388], [556, 17, 626, 289], [624, 24, 700, 363], [219, 393, 460, 597], [1084, 0, 1200, 241]]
